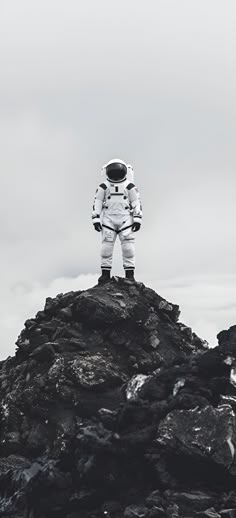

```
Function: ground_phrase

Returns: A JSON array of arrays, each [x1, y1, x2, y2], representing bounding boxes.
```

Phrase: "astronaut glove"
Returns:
[[93, 222, 102, 232], [132, 222, 141, 232]]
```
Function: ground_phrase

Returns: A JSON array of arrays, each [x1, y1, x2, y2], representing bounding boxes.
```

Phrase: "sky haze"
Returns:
[[0, 0, 236, 358]]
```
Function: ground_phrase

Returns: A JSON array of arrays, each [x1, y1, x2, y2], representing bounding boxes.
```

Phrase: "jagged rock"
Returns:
[[69, 353, 127, 388], [26, 460, 72, 516], [126, 374, 151, 400], [218, 326, 236, 350], [124, 504, 149, 517], [166, 503, 179, 517], [155, 405, 236, 483], [0, 277, 234, 516], [197, 509, 221, 517], [29, 342, 56, 362]]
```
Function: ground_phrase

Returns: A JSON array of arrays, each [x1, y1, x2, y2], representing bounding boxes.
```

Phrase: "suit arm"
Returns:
[[92, 183, 107, 224], [127, 183, 143, 224]]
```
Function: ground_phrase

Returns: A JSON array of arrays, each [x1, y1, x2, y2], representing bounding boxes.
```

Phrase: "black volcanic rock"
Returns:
[[0, 277, 235, 517], [217, 325, 236, 351]]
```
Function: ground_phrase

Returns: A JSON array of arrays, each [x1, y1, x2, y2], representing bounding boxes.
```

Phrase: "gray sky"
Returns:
[[0, 0, 236, 358]]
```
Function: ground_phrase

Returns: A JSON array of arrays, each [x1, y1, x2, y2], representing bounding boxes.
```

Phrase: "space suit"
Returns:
[[92, 158, 142, 282]]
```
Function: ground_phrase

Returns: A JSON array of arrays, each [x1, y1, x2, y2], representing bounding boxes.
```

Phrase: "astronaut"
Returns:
[[92, 158, 142, 283]]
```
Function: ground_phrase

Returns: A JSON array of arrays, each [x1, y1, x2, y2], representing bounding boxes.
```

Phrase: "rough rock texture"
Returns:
[[0, 277, 236, 517]]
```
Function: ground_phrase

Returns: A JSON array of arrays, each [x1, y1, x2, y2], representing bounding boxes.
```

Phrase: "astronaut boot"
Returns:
[[98, 269, 111, 284], [125, 269, 135, 281]]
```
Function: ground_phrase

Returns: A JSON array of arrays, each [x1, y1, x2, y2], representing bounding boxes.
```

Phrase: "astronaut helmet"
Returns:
[[105, 158, 127, 183]]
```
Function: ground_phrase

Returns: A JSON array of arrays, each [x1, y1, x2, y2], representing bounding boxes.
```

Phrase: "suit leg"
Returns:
[[119, 229, 135, 270], [101, 226, 116, 270]]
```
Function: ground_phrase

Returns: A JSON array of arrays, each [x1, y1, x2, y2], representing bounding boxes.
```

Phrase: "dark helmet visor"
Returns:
[[106, 163, 127, 182]]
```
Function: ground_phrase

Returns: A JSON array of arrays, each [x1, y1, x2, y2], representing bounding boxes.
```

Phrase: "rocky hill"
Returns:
[[0, 277, 236, 517]]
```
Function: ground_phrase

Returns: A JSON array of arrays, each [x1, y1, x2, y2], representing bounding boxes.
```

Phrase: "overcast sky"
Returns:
[[0, 0, 236, 359]]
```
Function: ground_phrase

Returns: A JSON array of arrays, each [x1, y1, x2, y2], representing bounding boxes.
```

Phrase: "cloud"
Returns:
[[143, 273, 236, 347], [0, 273, 98, 360]]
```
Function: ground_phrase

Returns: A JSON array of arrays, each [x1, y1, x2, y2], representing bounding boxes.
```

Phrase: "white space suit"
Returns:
[[92, 159, 142, 280]]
